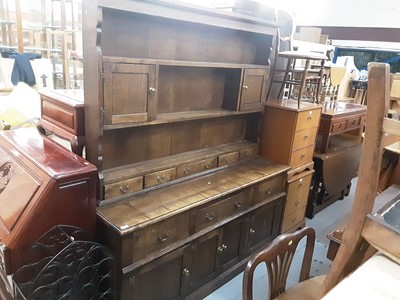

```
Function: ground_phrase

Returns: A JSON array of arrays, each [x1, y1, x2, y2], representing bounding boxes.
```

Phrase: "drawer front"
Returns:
[[295, 109, 321, 131], [104, 176, 143, 198], [42, 100, 75, 132], [331, 121, 346, 134], [360, 114, 367, 126], [289, 145, 314, 168], [144, 168, 176, 188], [194, 190, 251, 232], [285, 172, 313, 216], [254, 174, 286, 204], [176, 157, 217, 178], [292, 127, 317, 151], [239, 145, 259, 161], [282, 207, 306, 233], [132, 213, 190, 263], [218, 152, 239, 167], [346, 116, 361, 130]]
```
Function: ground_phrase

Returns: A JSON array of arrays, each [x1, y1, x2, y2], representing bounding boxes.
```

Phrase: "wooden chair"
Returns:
[[321, 62, 400, 295], [242, 227, 324, 300]]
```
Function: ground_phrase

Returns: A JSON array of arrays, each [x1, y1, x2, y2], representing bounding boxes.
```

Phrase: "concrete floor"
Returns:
[[205, 178, 357, 300]]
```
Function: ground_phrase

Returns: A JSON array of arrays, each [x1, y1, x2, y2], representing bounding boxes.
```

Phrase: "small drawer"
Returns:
[[194, 190, 251, 232], [331, 121, 347, 134], [289, 145, 314, 168], [285, 171, 313, 216], [218, 152, 239, 167], [360, 115, 367, 126], [295, 109, 321, 131], [292, 128, 317, 151], [144, 168, 176, 188], [282, 207, 306, 233], [176, 157, 217, 178], [104, 176, 143, 198], [346, 116, 361, 130], [132, 213, 190, 263], [239, 145, 259, 160], [254, 174, 286, 204]]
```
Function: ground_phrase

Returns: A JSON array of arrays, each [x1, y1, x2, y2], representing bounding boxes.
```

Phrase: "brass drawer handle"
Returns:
[[157, 232, 170, 243], [149, 87, 156, 93], [246, 151, 252, 157], [217, 243, 228, 253], [295, 200, 300, 206], [234, 200, 243, 208], [225, 158, 231, 163], [119, 184, 130, 194], [291, 218, 297, 223], [206, 212, 216, 221], [307, 116, 312, 121], [242, 85, 248, 90], [300, 154, 305, 159], [182, 268, 190, 276], [303, 135, 309, 140], [157, 174, 166, 182], [183, 167, 190, 175], [265, 188, 273, 195], [249, 229, 256, 234], [205, 162, 212, 169]]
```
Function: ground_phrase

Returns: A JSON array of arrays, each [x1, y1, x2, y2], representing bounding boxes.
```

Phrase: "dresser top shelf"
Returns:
[[97, 158, 289, 234], [266, 99, 323, 112]]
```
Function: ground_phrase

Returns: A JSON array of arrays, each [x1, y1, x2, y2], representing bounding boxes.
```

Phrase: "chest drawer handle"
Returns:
[[149, 87, 156, 93], [298, 182, 303, 188], [119, 184, 130, 194], [249, 229, 256, 234], [265, 188, 272, 195], [157, 174, 166, 182], [182, 268, 190, 276], [206, 212, 216, 221], [234, 200, 243, 208], [300, 154, 305, 159], [183, 167, 190, 175], [242, 85, 248, 90], [307, 116, 312, 121], [295, 200, 300, 206], [158, 232, 170, 243], [246, 151, 253, 157], [205, 162, 212, 169], [303, 135, 309, 140], [225, 158, 231, 163]]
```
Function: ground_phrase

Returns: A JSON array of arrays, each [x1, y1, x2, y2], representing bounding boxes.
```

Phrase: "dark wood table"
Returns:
[[37, 89, 85, 156], [317, 101, 367, 154]]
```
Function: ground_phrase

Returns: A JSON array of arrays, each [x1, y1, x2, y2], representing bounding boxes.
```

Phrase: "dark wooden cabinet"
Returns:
[[83, 0, 283, 298]]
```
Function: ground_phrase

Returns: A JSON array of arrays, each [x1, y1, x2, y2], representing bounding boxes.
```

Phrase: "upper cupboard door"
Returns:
[[103, 63, 157, 125], [240, 68, 269, 111]]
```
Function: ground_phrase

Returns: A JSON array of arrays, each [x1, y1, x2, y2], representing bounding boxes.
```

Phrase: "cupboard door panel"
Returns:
[[240, 68, 268, 111], [103, 63, 156, 124], [220, 217, 246, 271], [247, 197, 283, 254], [129, 245, 191, 300]]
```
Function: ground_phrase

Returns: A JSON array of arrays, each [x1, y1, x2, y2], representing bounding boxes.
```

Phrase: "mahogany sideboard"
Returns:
[[81, 0, 288, 298], [0, 128, 97, 298], [37, 89, 85, 156]]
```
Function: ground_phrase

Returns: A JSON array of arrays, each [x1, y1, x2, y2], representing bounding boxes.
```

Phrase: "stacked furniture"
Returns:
[[260, 99, 322, 232], [83, 0, 289, 298]]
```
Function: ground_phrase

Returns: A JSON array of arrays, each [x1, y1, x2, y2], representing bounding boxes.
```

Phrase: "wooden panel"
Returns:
[[200, 116, 246, 148], [104, 176, 143, 199], [218, 152, 239, 167], [239, 68, 268, 111], [331, 121, 347, 134], [295, 108, 321, 131], [158, 66, 225, 113], [285, 171, 313, 216], [42, 101, 75, 129], [131, 213, 190, 263], [144, 168, 176, 188], [289, 144, 315, 168], [292, 127, 318, 151], [239, 145, 259, 161], [253, 173, 286, 204], [282, 206, 306, 233], [103, 63, 156, 124], [176, 158, 217, 178], [194, 190, 251, 232]]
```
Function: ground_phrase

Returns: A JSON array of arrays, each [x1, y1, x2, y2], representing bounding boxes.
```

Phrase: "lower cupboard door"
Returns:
[[127, 245, 191, 300]]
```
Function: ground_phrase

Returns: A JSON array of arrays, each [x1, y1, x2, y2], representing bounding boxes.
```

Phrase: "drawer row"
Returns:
[[104, 145, 259, 199], [320, 113, 367, 135], [113, 172, 286, 267]]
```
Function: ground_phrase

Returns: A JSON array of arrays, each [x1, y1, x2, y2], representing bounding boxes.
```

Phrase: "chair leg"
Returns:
[[296, 59, 310, 107], [277, 58, 293, 100]]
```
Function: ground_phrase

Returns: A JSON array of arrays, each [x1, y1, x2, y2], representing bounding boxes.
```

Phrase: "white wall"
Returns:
[[289, 0, 400, 28]]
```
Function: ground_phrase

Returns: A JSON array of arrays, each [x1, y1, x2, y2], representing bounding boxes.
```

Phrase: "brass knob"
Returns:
[[222, 244, 227, 250], [246, 151, 252, 157], [158, 232, 170, 243], [119, 184, 130, 194], [250, 229, 256, 234], [157, 174, 166, 182], [149, 87, 156, 93], [265, 188, 272, 195], [242, 85, 248, 90], [206, 212, 216, 221], [183, 167, 190, 175], [234, 200, 243, 208], [217, 246, 224, 253], [205, 162, 212, 169], [303, 135, 309, 140], [182, 268, 190, 276]]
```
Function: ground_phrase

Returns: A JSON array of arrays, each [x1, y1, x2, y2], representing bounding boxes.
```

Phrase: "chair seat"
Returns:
[[279, 50, 328, 61], [274, 275, 325, 300]]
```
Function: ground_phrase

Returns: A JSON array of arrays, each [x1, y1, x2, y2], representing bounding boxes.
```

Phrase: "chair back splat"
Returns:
[[243, 227, 315, 300]]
